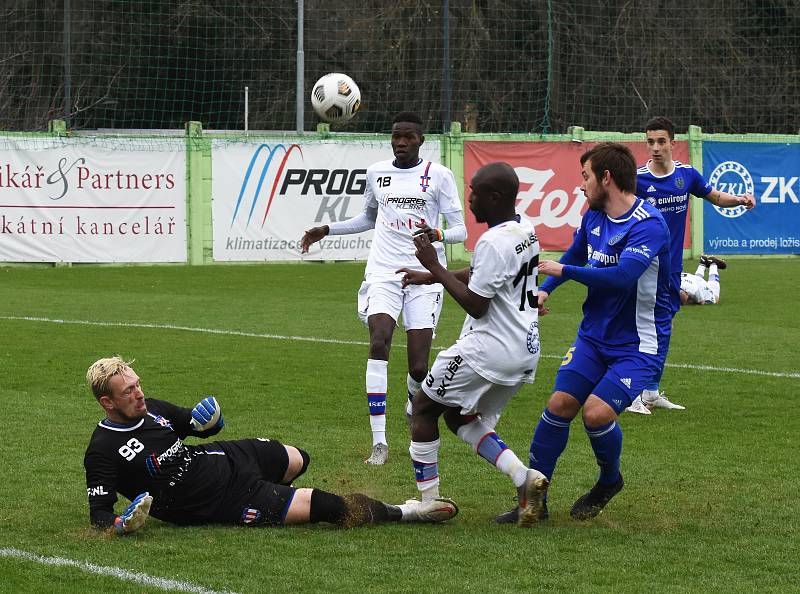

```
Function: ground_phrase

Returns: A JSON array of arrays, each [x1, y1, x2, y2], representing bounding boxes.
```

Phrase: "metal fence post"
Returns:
[[63, 0, 71, 128], [296, 0, 305, 133], [442, 0, 451, 133]]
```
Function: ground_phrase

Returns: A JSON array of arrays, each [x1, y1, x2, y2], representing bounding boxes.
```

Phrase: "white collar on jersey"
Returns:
[[645, 159, 676, 178], [607, 198, 646, 223], [98, 417, 145, 432], [392, 157, 423, 169]]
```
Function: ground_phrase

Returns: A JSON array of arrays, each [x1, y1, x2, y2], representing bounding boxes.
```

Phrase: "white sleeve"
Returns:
[[437, 167, 463, 214], [441, 209, 467, 244], [467, 238, 506, 298], [327, 204, 377, 235]]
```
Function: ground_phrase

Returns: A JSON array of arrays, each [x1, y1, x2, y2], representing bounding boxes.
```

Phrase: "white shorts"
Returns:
[[357, 279, 443, 331], [421, 344, 524, 419]]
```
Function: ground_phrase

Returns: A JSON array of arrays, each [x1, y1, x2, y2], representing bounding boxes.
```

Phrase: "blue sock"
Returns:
[[529, 409, 572, 481], [585, 420, 622, 485]]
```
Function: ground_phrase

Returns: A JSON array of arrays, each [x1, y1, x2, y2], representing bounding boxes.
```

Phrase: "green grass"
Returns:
[[1, 259, 798, 593]]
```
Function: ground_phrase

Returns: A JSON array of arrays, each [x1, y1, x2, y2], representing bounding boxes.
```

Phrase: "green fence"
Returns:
[[2, 122, 799, 265]]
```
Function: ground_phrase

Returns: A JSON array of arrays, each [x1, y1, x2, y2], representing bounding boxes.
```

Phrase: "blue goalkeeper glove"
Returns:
[[114, 492, 152, 535], [189, 396, 224, 431]]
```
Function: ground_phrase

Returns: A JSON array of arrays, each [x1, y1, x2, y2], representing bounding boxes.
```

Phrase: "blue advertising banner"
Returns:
[[703, 142, 800, 254]]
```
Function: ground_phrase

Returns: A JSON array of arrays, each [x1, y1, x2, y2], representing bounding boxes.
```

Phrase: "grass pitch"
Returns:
[[0, 258, 798, 593]]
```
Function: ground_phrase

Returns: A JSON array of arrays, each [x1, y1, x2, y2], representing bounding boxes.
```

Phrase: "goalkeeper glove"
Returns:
[[189, 396, 224, 431], [114, 492, 152, 535]]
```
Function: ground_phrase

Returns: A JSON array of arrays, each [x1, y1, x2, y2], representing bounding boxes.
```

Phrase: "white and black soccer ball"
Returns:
[[310, 73, 361, 123]]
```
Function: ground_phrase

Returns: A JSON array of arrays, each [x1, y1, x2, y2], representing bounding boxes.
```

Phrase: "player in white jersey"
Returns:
[[680, 255, 726, 305], [398, 162, 548, 527], [301, 112, 466, 465]]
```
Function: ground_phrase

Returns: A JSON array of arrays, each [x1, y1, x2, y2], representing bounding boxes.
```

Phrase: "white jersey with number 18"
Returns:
[[363, 159, 463, 280], [457, 217, 541, 386]]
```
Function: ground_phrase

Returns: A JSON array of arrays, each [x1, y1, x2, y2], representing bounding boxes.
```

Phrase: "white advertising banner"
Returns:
[[0, 138, 186, 262], [211, 139, 441, 261]]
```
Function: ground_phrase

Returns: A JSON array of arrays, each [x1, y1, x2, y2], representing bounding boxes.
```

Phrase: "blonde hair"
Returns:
[[87, 356, 135, 399]]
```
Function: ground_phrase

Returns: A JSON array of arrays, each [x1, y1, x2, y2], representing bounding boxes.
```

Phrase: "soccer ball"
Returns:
[[310, 73, 361, 123]]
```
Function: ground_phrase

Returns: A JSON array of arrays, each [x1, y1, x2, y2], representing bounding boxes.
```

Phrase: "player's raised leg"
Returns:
[[696, 255, 709, 277], [452, 412, 548, 527], [706, 256, 725, 303]]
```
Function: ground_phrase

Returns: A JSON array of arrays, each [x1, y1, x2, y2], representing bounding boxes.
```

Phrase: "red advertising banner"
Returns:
[[463, 140, 690, 251]]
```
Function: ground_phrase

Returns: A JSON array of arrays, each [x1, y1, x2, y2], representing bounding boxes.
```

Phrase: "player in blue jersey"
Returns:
[[496, 143, 672, 522], [626, 116, 755, 414]]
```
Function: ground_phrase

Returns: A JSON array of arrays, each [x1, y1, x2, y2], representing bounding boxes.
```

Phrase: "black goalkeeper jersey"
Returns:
[[84, 398, 234, 527]]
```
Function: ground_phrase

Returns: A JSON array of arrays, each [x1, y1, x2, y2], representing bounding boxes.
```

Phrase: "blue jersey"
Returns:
[[637, 160, 711, 276], [561, 199, 672, 354]]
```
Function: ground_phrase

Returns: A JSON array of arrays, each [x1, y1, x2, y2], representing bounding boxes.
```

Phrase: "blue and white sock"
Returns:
[[366, 359, 388, 446], [457, 419, 528, 487], [410, 439, 441, 500]]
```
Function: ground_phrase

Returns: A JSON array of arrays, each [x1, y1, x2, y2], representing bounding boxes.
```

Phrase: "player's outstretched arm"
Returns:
[[397, 267, 435, 287], [412, 234, 490, 318], [398, 266, 470, 288], [537, 290, 551, 316], [302, 205, 378, 253], [706, 188, 756, 210], [114, 492, 153, 535], [189, 396, 224, 433], [538, 260, 564, 278], [300, 225, 329, 253]]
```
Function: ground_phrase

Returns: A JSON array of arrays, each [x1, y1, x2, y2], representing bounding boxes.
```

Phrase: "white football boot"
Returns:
[[364, 443, 389, 465], [625, 395, 652, 415], [402, 498, 459, 523], [644, 391, 685, 410]]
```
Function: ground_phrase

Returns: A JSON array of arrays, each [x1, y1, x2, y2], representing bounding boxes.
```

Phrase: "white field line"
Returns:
[[2, 315, 799, 380], [0, 547, 239, 594]]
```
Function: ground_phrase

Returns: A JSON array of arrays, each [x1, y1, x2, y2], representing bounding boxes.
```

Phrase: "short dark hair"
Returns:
[[392, 111, 424, 129], [645, 116, 676, 140], [580, 142, 637, 194], [474, 162, 519, 203]]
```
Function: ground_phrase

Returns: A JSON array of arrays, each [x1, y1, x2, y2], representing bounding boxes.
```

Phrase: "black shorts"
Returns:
[[215, 438, 297, 526]]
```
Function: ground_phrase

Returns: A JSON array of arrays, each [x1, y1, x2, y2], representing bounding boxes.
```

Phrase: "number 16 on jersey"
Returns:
[[513, 256, 539, 311]]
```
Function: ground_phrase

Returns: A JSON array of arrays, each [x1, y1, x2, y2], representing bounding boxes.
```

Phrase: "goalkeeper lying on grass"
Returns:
[[84, 356, 457, 534]]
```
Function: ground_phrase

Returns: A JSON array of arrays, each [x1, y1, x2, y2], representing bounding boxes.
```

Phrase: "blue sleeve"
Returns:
[[562, 216, 668, 290], [562, 256, 649, 290], [540, 227, 588, 294], [689, 167, 712, 198]]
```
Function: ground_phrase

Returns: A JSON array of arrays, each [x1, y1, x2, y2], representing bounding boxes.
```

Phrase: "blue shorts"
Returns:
[[553, 335, 662, 415]]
